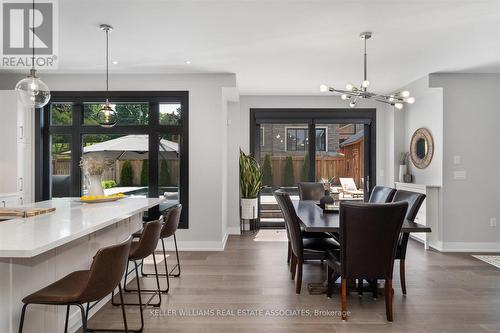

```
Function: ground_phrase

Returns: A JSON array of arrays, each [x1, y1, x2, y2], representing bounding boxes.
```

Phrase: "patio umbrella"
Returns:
[[82, 134, 178, 160]]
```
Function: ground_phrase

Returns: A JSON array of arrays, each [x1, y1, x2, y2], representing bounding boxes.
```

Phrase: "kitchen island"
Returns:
[[0, 197, 165, 333]]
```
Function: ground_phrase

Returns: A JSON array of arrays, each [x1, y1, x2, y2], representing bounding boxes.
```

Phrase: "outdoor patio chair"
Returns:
[[339, 178, 364, 198]]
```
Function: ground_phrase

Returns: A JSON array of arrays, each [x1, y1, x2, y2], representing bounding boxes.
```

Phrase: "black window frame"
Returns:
[[285, 127, 327, 152], [35, 91, 189, 228]]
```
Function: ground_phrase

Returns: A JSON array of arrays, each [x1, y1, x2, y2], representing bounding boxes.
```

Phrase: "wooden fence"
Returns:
[[260, 155, 350, 186]]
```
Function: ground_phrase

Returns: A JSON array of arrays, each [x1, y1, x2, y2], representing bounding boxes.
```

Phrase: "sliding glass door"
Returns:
[[251, 109, 375, 228]]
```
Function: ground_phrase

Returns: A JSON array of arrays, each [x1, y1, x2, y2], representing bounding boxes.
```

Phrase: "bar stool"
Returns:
[[133, 204, 182, 294], [18, 237, 132, 333], [109, 219, 163, 333]]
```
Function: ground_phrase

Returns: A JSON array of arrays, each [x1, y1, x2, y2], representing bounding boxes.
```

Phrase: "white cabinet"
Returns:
[[395, 182, 440, 249], [0, 91, 33, 206], [0, 193, 22, 208]]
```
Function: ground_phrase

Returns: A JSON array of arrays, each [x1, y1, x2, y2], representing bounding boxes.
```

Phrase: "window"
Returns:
[[38, 91, 189, 228], [286, 128, 326, 151]]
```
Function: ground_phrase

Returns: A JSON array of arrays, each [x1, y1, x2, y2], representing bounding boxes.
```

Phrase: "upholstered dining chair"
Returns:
[[298, 182, 324, 200], [391, 190, 426, 294], [368, 186, 396, 203], [326, 201, 408, 321], [274, 189, 339, 294]]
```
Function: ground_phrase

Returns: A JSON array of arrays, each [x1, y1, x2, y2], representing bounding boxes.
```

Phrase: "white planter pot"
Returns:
[[88, 174, 104, 196], [241, 198, 258, 219], [398, 165, 407, 183]]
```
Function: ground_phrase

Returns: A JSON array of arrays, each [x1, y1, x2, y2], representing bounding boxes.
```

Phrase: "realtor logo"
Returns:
[[1, 0, 58, 68]]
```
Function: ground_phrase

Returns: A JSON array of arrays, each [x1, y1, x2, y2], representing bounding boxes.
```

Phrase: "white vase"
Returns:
[[398, 165, 407, 183], [88, 174, 104, 196], [241, 198, 258, 219]]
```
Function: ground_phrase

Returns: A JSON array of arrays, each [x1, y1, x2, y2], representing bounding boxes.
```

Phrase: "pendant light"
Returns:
[[97, 24, 117, 128], [15, 0, 50, 108]]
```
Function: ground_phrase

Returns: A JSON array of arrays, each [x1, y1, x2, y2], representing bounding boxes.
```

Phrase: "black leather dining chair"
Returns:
[[298, 182, 324, 200], [368, 186, 396, 203], [274, 189, 339, 294], [326, 201, 408, 321], [391, 190, 426, 294]]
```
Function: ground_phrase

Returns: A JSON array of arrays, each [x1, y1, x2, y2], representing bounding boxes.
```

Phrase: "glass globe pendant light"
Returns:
[[97, 24, 117, 128], [15, 0, 50, 108]]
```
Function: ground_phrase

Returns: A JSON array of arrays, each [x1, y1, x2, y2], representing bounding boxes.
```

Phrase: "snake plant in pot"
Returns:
[[239, 149, 262, 219]]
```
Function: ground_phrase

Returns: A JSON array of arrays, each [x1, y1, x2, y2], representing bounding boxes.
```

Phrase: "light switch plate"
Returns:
[[453, 156, 461, 165], [490, 218, 497, 227], [454, 171, 466, 180]]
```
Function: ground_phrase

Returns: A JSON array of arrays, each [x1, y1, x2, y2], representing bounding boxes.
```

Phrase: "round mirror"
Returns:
[[410, 128, 434, 169]]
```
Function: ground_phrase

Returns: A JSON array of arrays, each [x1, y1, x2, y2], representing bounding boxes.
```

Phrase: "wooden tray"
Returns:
[[80, 196, 126, 204], [0, 207, 56, 218]]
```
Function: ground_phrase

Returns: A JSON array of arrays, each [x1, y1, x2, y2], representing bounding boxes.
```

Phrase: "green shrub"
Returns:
[[283, 155, 294, 186], [120, 161, 133, 186], [301, 153, 309, 181], [159, 160, 171, 186], [140, 160, 149, 186], [101, 180, 117, 189], [262, 154, 273, 186]]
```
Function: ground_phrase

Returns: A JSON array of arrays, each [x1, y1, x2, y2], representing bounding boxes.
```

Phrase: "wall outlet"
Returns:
[[490, 217, 497, 227], [453, 155, 461, 165], [453, 171, 467, 180]]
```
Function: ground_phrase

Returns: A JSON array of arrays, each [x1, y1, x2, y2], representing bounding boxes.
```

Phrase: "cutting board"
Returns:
[[0, 207, 56, 218]]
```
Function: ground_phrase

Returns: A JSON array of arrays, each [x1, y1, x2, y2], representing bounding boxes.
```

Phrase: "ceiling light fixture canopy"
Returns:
[[15, 0, 50, 108], [319, 32, 415, 109], [98, 24, 117, 128]]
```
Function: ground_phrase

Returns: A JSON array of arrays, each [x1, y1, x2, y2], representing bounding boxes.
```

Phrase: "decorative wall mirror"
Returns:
[[410, 128, 434, 169]]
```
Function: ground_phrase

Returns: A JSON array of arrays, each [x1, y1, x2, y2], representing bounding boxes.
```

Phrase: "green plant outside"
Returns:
[[159, 160, 171, 186], [261, 154, 273, 186], [283, 155, 294, 186], [101, 180, 117, 189], [140, 160, 149, 186], [120, 161, 133, 186], [239, 150, 262, 199]]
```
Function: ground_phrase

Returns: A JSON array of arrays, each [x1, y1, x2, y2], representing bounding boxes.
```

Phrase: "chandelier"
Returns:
[[319, 32, 415, 110], [97, 24, 117, 128]]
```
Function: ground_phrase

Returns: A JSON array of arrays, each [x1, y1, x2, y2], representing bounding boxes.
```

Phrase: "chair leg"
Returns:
[[295, 259, 303, 294], [76, 304, 88, 333], [161, 239, 170, 293], [326, 266, 333, 298], [290, 254, 297, 280], [168, 234, 181, 277], [341, 278, 347, 321], [87, 285, 131, 332], [385, 279, 393, 322], [64, 305, 70, 333], [400, 259, 407, 295], [118, 283, 129, 333], [372, 279, 378, 300], [18, 303, 28, 333], [287, 242, 291, 264]]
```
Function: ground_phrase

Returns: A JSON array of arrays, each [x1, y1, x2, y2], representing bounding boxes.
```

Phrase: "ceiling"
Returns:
[[2, 0, 499, 94]]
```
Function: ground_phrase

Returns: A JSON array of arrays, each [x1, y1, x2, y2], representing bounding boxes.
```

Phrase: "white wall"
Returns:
[[398, 76, 443, 186], [430, 73, 500, 250], [0, 73, 237, 250], [238, 95, 391, 187]]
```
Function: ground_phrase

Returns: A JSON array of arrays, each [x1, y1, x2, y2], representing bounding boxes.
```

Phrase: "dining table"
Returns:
[[292, 200, 432, 294]]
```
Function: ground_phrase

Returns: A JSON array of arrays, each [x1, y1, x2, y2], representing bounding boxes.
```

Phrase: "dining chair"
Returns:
[[368, 186, 396, 203], [391, 190, 426, 294], [298, 182, 324, 200], [326, 201, 408, 321], [274, 189, 339, 294]]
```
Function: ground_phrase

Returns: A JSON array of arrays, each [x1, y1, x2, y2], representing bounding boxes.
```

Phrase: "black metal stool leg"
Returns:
[[169, 234, 181, 277], [64, 305, 70, 333], [76, 304, 88, 333], [161, 239, 170, 293], [117, 283, 129, 333], [134, 261, 144, 333], [18, 303, 28, 333]]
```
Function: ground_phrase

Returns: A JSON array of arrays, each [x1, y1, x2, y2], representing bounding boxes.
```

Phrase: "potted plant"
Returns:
[[239, 149, 262, 220], [80, 155, 114, 196]]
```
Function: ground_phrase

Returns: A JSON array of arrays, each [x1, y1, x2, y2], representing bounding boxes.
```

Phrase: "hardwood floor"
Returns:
[[88, 235, 500, 332]]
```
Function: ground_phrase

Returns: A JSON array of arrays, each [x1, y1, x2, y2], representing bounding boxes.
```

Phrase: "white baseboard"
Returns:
[[429, 241, 500, 253]]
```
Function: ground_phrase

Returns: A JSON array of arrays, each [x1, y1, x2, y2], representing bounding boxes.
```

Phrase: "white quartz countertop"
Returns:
[[0, 197, 164, 258]]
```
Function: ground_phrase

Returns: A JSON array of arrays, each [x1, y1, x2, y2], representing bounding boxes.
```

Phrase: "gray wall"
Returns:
[[430, 73, 500, 248]]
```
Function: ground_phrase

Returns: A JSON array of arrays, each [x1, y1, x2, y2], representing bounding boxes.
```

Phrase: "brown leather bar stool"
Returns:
[[105, 219, 163, 333], [18, 237, 132, 333], [133, 204, 182, 294]]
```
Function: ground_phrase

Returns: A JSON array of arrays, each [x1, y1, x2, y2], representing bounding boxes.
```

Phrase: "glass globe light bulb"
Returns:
[[97, 100, 118, 127], [341, 94, 347, 100], [15, 69, 51, 108], [406, 97, 415, 104], [394, 102, 404, 110], [319, 84, 329, 92], [349, 101, 356, 108], [345, 83, 354, 91], [400, 90, 410, 98], [362, 80, 370, 88]]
